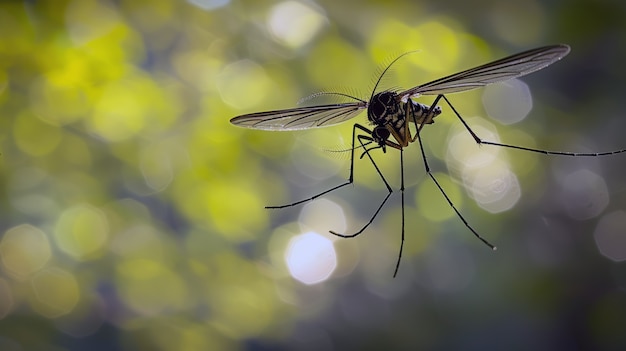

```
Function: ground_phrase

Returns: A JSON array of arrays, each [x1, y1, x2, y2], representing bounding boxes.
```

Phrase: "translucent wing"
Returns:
[[230, 102, 367, 131], [400, 44, 571, 98]]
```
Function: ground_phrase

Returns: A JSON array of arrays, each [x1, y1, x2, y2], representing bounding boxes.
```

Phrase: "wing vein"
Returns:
[[400, 44, 570, 98], [230, 103, 367, 131]]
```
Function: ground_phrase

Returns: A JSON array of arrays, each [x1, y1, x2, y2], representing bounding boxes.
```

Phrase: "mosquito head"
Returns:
[[372, 126, 390, 152], [368, 91, 400, 125]]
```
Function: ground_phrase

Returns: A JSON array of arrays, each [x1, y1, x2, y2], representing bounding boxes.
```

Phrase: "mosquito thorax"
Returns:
[[368, 91, 401, 125]]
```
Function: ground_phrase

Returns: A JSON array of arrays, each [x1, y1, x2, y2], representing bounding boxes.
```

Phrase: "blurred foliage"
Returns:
[[1, 0, 626, 350]]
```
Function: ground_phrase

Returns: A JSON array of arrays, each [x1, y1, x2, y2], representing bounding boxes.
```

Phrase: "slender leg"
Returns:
[[441, 95, 626, 156], [267, 122, 394, 241], [266, 123, 374, 209], [414, 117, 497, 250], [329, 133, 393, 238], [393, 148, 405, 277], [390, 99, 419, 277]]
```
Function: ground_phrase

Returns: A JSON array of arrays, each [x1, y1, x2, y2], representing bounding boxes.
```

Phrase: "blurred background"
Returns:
[[1, 0, 626, 350]]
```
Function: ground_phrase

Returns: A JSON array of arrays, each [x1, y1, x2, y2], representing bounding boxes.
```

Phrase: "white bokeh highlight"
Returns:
[[285, 232, 337, 285], [594, 210, 626, 262], [298, 199, 346, 238], [267, 1, 327, 49], [482, 78, 533, 125], [446, 120, 521, 214], [560, 169, 609, 220], [463, 162, 521, 213]]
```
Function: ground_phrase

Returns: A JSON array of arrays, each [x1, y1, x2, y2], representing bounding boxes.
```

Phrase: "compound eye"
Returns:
[[369, 101, 386, 122], [381, 93, 393, 104]]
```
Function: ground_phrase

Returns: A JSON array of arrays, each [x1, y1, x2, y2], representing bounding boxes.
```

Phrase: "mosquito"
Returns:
[[230, 44, 626, 277]]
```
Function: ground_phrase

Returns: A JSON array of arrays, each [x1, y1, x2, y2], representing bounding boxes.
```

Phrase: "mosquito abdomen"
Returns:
[[409, 100, 442, 125]]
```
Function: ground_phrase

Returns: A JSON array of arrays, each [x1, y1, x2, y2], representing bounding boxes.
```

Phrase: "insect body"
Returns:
[[230, 44, 626, 277], [367, 91, 441, 152]]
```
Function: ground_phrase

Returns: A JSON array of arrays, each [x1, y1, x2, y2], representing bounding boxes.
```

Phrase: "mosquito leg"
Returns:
[[390, 99, 421, 277], [414, 119, 497, 250], [393, 148, 406, 277], [266, 123, 373, 209], [329, 134, 394, 238], [441, 95, 626, 156]]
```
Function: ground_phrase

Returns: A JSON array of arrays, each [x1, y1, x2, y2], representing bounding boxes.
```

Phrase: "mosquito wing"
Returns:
[[230, 102, 367, 131], [400, 44, 570, 98]]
